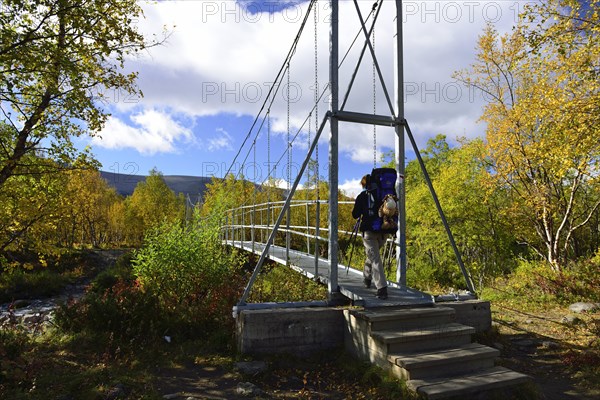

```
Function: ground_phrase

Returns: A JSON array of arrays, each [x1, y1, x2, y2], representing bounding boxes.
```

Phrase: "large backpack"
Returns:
[[366, 167, 398, 234]]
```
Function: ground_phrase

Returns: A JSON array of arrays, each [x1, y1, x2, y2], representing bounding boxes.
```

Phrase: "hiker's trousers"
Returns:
[[362, 231, 388, 290]]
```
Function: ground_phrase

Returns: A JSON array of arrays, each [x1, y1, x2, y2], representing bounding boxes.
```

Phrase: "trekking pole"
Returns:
[[346, 216, 362, 275], [384, 235, 396, 275]]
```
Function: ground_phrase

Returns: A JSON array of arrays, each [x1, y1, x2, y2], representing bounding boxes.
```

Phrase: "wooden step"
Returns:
[[409, 366, 531, 400], [349, 306, 456, 331], [372, 323, 475, 353], [388, 343, 499, 380]]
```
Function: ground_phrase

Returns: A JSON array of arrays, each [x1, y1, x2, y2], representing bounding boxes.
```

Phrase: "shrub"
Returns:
[[132, 215, 246, 331], [89, 251, 135, 294], [54, 217, 248, 354], [482, 257, 600, 308], [248, 261, 327, 303], [0, 249, 108, 303], [54, 279, 165, 351], [0, 268, 68, 303], [0, 326, 32, 390], [536, 258, 600, 304]]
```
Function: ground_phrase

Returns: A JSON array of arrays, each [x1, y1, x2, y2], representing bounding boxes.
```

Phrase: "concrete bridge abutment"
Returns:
[[235, 300, 492, 356]]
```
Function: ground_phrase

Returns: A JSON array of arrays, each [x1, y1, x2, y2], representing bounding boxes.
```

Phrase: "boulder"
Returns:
[[568, 302, 599, 313]]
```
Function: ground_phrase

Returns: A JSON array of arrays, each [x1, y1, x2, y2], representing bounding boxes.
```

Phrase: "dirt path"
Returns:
[[154, 355, 394, 400], [489, 305, 599, 400]]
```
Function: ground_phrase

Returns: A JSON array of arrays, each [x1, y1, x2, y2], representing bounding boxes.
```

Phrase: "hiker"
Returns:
[[352, 174, 388, 300]]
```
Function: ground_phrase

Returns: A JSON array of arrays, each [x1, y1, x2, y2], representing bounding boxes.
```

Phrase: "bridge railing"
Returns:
[[221, 199, 359, 268]]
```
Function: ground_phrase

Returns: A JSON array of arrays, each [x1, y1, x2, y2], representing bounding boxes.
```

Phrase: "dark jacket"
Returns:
[[352, 190, 376, 232]]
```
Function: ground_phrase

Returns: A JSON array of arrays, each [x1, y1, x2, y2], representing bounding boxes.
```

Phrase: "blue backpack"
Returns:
[[366, 167, 398, 234]]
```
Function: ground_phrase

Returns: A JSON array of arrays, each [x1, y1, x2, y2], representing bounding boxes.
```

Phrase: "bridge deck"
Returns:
[[228, 241, 433, 308]]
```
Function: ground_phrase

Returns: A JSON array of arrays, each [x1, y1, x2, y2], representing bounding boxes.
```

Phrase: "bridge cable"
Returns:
[[338, 1, 379, 69], [227, 2, 329, 204], [313, 2, 321, 274], [224, 2, 335, 260], [314, 1, 320, 202], [340, 0, 383, 111], [232, 0, 377, 186], [353, 0, 397, 118], [267, 106, 271, 231], [286, 60, 292, 259], [223, 0, 318, 180], [372, 19, 377, 169], [225, 84, 330, 231]]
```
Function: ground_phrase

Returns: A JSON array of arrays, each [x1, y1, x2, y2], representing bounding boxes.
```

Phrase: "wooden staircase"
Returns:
[[344, 306, 532, 399]]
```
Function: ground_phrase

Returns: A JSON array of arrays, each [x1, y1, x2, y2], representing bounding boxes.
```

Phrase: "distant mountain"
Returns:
[[100, 171, 215, 202]]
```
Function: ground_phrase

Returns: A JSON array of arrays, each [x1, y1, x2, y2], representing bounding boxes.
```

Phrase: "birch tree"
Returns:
[[0, 0, 163, 186], [454, 0, 600, 270]]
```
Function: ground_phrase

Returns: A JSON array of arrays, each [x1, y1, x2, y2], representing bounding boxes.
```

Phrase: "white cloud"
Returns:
[[340, 177, 363, 199], [208, 128, 234, 151], [113, 1, 518, 177], [93, 109, 194, 154]]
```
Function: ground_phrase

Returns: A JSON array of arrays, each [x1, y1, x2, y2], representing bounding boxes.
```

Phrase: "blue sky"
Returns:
[[83, 1, 522, 196]]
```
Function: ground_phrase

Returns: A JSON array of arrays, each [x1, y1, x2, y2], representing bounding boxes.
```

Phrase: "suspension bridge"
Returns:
[[216, 0, 475, 311], [222, 199, 436, 309], [214, 2, 533, 397]]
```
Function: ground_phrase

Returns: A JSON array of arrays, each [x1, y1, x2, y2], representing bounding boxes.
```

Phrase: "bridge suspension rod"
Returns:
[[237, 112, 331, 306]]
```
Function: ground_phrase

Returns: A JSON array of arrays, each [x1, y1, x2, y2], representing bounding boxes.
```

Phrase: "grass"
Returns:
[[247, 259, 328, 303], [1, 318, 416, 399], [0, 250, 113, 303], [0, 268, 73, 303], [481, 298, 600, 398], [1, 327, 186, 399], [250, 350, 420, 399], [478, 260, 600, 398]]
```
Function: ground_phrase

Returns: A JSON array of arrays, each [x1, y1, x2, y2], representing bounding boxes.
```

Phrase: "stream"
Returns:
[[0, 282, 89, 332], [0, 249, 125, 332]]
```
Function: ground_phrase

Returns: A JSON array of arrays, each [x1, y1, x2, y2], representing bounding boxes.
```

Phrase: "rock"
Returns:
[[105, 383, 127, 400], [512, 338, 536, 347], [541, 340, 560, 349], [12, 299, 31, 309], [561, 315, 582, 325], [511, 338, 538, 353], [568, 302, 599, 313], [162, 394, 181, 400], [22, 313, 42, 325], [236, 382, 263, 397], [235, 360, 267, 376], [492, 342, 504, 351]]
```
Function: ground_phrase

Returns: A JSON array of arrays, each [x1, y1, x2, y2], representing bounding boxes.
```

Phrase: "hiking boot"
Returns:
[[376, 287, 388, 300], [363, 278, 372, 288]]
